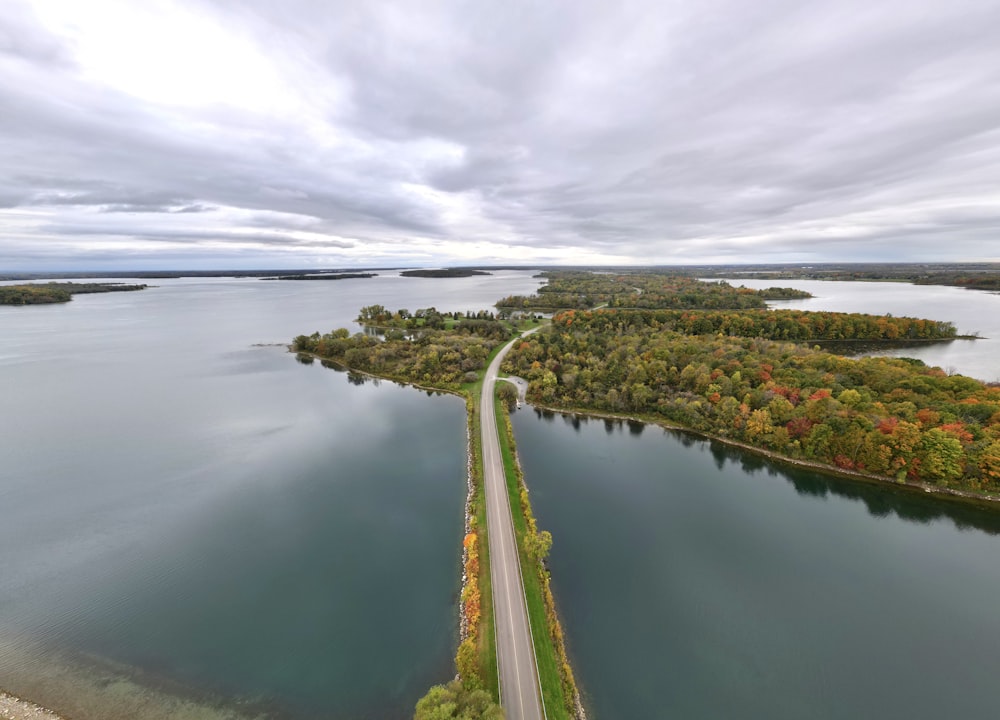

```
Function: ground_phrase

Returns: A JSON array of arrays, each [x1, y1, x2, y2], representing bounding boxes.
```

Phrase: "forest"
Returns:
[[0, 282, 148, 305], [543, 307, 957, 342], [495, 271, 810, 312], [501, 308, 999, 491]]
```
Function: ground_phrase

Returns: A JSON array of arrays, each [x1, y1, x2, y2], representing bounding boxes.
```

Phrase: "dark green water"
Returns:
[[0, 271, 541, 719], [511, 410, 1000, 719]]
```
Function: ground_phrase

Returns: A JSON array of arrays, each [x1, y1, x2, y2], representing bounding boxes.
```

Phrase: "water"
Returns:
[[512, 410, 1000, 720], [0, 271, 542, 719], [712, 278, 1000, 382]]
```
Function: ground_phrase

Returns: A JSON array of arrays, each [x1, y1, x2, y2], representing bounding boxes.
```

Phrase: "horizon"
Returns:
[[4, 259, 1000, 280]]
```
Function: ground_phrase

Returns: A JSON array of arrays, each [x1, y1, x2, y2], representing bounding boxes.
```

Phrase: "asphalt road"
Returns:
[[481, 329, 545, 720]]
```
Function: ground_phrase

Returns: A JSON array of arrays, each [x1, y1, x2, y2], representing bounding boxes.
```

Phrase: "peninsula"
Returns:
[[0, 282, 148, 306]]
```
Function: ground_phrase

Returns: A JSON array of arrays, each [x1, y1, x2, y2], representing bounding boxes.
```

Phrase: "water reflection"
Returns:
[[347, 370, 372, 386], [815, 338, 956, 357], [538, 406, 1000, 535], [700, 437, 1000, 532]]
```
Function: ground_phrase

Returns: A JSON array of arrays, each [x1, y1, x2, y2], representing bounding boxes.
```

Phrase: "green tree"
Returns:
[[919, 428, 965, 482], [414, 680, 503, 720], [497, 382, 518, 410], [524, 529, 553, 562]]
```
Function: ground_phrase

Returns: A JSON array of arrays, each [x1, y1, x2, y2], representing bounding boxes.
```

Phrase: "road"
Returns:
[[481, 329, 545, 720]]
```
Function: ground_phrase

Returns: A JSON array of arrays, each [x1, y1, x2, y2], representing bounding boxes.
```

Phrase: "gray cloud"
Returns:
[[99, 203, 214, 214], [1, 0, 999, 269]]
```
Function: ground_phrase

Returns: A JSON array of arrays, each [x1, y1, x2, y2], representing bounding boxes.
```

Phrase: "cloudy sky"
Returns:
[[1, 0, 999, 270]]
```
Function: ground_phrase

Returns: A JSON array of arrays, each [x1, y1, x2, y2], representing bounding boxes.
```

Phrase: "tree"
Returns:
[[978, 440, 1000, 484], [497, 382, 518, 410], [524, 529, 552, 562], [414, 680, 503, 720], [919, 428, 965, 482]]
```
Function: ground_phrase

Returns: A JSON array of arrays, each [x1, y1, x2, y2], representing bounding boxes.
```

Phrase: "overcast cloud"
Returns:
[[1, 0, 999, 269]]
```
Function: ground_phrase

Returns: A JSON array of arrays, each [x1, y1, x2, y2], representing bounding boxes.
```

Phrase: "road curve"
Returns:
[[482, 329, 545, 720]]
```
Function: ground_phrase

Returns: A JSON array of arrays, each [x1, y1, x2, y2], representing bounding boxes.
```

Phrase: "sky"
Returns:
[[1, 0, 999, 270]]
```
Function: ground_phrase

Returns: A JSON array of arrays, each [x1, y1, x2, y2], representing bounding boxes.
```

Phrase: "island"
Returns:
[[263, 272, 377, 281], [0, 282, 148, 305], [401, 268, 493, 278], [496, 271, 811, 312]]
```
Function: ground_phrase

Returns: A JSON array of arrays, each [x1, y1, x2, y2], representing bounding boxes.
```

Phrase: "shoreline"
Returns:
[[524, 401, 1000, 509], [0, 691, 65, 720]]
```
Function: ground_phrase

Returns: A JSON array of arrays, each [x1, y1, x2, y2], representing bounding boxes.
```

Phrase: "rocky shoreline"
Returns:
[[0, 691, 65, 720], [459, 402, 476, 643]]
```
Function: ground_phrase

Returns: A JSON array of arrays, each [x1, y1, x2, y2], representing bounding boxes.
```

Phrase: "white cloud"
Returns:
[[1, 0, 999, 269]]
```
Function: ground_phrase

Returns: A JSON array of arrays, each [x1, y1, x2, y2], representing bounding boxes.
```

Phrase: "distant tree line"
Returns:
[[0, 282, 147, 305], [401, 269, 492, 278], [495, 271, 811, 312], [267, 272, 376, 280], [699, 265, 1000, 292]]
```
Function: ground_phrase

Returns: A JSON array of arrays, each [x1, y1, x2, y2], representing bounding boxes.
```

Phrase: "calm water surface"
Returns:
[[0, 271, 541, 719]]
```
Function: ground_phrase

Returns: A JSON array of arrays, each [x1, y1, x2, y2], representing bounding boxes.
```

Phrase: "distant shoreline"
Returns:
[[400, 269, 492, 278]]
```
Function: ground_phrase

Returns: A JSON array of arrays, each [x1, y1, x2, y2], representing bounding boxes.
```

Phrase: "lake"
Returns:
[[0, 270, 542, 719], [512, 277, 1000, 719]]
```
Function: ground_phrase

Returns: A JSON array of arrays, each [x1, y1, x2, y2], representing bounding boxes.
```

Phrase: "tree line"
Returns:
[[555, 307, 957, 341], [357, 305, 509, 332], [495, 271, 811, 312], [0, 282, 148, 305]]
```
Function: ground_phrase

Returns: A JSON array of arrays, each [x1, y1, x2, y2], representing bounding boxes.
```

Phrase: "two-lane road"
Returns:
[[481, 329, 545, 720]]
